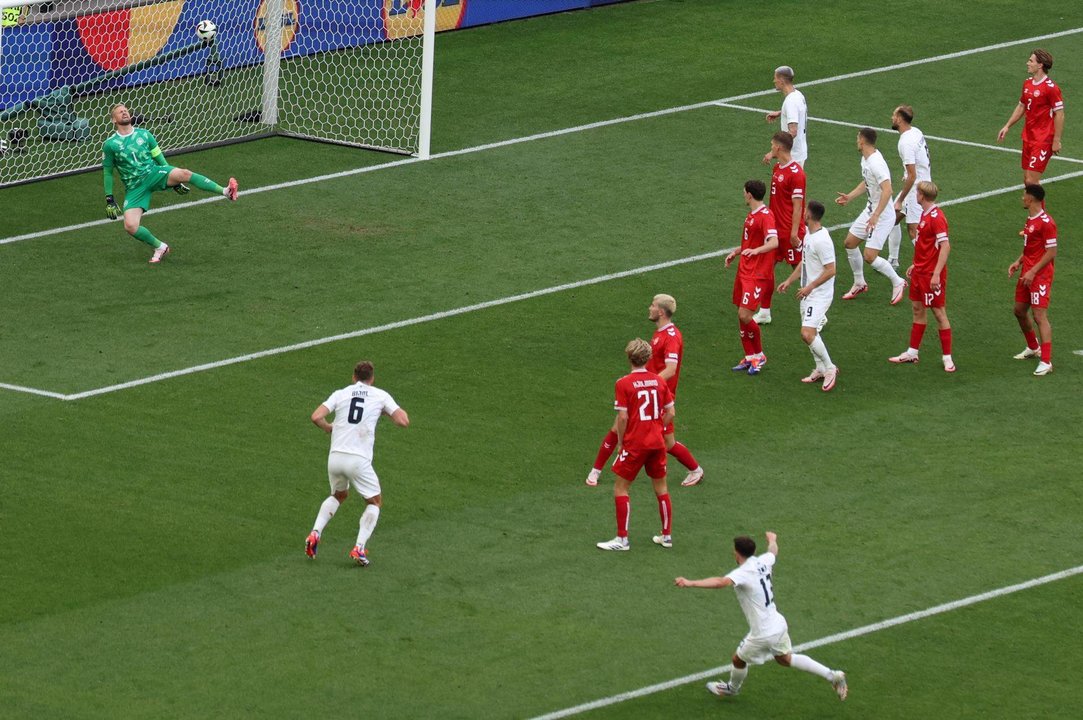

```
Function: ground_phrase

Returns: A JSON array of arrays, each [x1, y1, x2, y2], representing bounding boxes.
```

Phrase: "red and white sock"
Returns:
[[747, 320, 762, 355], [656, 493, 672, 535], [592, 430, 619, 471], [739, 323, 755, 356], [615, 496, 630, 538]]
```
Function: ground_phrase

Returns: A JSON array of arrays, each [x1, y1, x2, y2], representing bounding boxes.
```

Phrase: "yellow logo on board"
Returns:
[[383, 0, 467, 40], [254, 0, 300, 53]]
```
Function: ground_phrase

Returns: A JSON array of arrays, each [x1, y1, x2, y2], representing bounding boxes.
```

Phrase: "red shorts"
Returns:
[[909, 273, 946, 307], [611, 447, 667, 481], [775, 244, 802, 266], [1015, 277, 1053, 308], [1022, 140, 1054, 173], [732, 277, 769, 310]]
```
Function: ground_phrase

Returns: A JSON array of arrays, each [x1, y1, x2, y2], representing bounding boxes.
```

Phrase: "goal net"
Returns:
[[0, 0, 436, 188]]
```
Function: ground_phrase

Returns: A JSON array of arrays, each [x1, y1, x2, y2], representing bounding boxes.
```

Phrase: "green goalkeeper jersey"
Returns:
[[102, 128, 167, 193]]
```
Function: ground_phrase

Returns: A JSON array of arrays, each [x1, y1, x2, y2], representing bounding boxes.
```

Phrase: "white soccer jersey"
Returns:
[[781, 89, 808, 163], [322, 382, 401, 459], [725, 552, 788, 638], [860, 150, 892, 212], [800, 227, 836, 299], [897, 127, 932, 182]]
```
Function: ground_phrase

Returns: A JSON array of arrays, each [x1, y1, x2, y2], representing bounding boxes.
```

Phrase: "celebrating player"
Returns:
[[887, 105, 932, 270], [887, 182, 956, 373], [102, 103, 238, 263], [586, 294, 704, 488], [835, 128, 908, 304], [996, 49, 1065, 185], [763, 65, 808, 167], [596, 339, 675, 551], [727, 180, 778, 376], [675, 532, 848, 702], [305, 360, 410, 566], [1009, 184, 1057, 376], [753, 131, 807, 326], [777, 201, 838, 391]]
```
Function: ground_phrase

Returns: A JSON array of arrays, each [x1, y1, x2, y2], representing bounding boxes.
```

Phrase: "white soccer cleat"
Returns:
[[890, 280, 908, 306], [149, 243, 171, 264], [832, 670, 848, 701], [801, 369, 824, 384], [822, 366, 839, 392], [841, 284, 868, 300], [752, 309, 772, 325], [1013, 347, 1040, 360], [943, 357, 956, 373], [585, 468, 601, 487], [888, 351, 919, 364], [707, 680, 738, 697], [652, 535, 673, 548], [1034, 361, 1053, 376], [680, 468, 704, 487], [596, 536, 629, 551]]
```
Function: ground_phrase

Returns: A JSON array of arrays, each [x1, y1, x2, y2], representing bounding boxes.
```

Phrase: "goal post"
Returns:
[[0, 0, 437, 188]]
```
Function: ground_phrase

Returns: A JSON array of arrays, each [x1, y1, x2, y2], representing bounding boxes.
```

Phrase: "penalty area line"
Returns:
[[3, 26, 1082, 246], [526, 563, 1083, 720]]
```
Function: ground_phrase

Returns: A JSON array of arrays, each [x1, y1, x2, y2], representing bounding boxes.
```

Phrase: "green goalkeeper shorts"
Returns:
[[123, 165, 174, 212]]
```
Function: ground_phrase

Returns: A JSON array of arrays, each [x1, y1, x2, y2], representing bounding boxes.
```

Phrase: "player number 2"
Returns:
[[636, 389, 660, 422], [759, 574, 775, 606], [347, 397, 365, 424]]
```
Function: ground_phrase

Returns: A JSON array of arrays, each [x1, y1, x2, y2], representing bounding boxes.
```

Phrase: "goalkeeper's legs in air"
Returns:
[[122, 208, 171, 264], [167, 167, 238, 201]]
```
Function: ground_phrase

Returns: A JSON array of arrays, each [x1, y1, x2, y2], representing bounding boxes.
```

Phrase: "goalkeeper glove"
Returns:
[[105, 195, 121, 220], [173, 183, 190, 195]]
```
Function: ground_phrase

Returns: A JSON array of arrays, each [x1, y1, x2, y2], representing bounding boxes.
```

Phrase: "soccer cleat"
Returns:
[[889, 258, 900, 270], [943, 358, 957, 373], [841, 283, 868, 300], [226, 177, 239, 201], [832, 670, 848, 701], [681, 468, 704, 487], [149, 243, 171, 264], [707, 680, 738, 697], [1034, 361, 1053, 376], [888, 352, 919, 364], [751, 309, 772, 325], [652, 535, 673, 548], [349, 545, 370, 567], [585, 468, 601, 487], [747, 354, 766, 376], [731, 358, 753, 372], [304, 531, 320, 559], [1013, 347, 1041, 360], [890, 281, 908, 306], [596, 536, 630, 551], [801, 369, 824, 383], [822, 366, 839, 392]]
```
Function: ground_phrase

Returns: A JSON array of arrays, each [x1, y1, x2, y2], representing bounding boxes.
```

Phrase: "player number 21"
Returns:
[[636, 389, 660, 422]]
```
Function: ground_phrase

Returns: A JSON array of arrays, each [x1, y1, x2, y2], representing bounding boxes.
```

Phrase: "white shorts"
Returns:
[[800, 294, 832, 330], [327, 451, 381, 499], [848, 206, 895, 250], [896, 188, 922, 225], [735, 628, 793, 665]]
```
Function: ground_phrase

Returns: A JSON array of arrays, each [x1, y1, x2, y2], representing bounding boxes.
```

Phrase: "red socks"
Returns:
[[657, 493, 672, 535], [741, 320, 762, 354], [592, 430, 619, 471], [909, 322, 927, 350], [1023, 330, 1039, 350], [615, 495, 630, 538], [1041, 341, 1052, 363], [668, 442, 698, 471], [939, 328, 952, 355]]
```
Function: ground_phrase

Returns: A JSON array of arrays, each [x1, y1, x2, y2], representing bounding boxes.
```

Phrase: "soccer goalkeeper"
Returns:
[[102, 104, 238, 263]]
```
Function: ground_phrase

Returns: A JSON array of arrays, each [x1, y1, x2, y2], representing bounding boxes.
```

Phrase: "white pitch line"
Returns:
[[527, 563, 1083, 720], [714, 101, 1083, 166], [4, 166, 1083, 401], [3, 26, 1082, 246]]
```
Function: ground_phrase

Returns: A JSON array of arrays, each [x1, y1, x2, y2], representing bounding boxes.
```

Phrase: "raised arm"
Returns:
[[765, 531, 779, 558]]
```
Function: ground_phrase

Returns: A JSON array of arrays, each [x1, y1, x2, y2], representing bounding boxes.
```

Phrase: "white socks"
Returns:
[[846, 247, 865, 285], [728, 665, 749, 690], [313, 496, 341, 535], [809, 335, 833, 371], [870, 256, 904, 285], [356, 504, 381, 549], [888, 223, 902, 261], [790, 653, 835, 681]]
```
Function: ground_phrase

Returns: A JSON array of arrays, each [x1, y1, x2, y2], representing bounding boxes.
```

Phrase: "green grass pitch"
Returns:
[[2, 1, 1083, 717]]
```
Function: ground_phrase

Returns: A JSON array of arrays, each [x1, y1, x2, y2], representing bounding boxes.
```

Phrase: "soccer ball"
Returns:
[[196, 20, 217, 42]]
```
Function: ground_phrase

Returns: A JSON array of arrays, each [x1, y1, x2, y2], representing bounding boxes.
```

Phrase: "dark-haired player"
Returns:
[[1009, 184, 1057, 376], [754, 131, 807, 326], [726, 180, 778, 375], [997, 49, 1065, 185]]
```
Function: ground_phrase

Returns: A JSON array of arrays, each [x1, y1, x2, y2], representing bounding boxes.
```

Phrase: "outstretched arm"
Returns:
[[675, 576, 733, 589]]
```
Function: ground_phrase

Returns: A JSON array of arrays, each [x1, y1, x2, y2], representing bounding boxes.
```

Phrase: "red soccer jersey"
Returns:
[[769, 161, 807, 245], [1022, 210, 1057, 281], [913, 205, 950, 283], [738, 206, 778, 281], [647, 323, 682, 394], [614, 369, 674, 452], [1019, 77, 1064, 144]]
